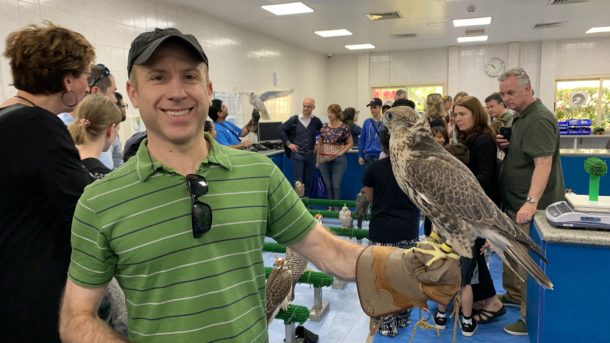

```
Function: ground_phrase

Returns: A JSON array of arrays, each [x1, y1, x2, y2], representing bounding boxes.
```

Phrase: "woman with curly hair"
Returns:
[[0, 22, 95, 342]]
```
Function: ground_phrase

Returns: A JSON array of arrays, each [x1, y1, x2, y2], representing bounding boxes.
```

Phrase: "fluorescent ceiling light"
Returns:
[[457, 35, 488, 43], [261, 2, 313, 16], [314, 29, 352, 38], [586, 26, 610, 34], [453, 16, 492, 27], [345, 44, 375, 50]]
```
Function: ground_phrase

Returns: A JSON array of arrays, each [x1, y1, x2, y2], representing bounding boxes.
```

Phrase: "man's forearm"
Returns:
[[290, 224, 364, 280], [528, 156, 553, 202], [60, 313, 128, 343]]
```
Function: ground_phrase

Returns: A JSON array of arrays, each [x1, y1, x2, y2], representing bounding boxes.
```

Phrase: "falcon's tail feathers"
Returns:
[[483, 229, 553, 290]]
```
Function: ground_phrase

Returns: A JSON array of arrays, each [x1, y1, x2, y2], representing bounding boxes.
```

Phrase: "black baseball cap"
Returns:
[[367, 98, 382, 107], [127, 28, 208, 74]]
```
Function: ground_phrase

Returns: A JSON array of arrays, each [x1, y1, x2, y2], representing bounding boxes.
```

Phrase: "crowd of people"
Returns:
[[0, 21, 566, 342]]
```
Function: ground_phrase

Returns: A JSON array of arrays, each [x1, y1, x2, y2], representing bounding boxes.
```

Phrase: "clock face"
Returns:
[[485, 57, 505, 77]]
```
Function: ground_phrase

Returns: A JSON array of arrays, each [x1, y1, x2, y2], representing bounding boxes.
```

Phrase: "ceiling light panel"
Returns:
[[261, 2, 314, 16], [453, 17, 492, 27], [345, 44, 375, 50], [457, 35, 488, 43], [586, 26, 610, 34], [314, 29, 352, 38]]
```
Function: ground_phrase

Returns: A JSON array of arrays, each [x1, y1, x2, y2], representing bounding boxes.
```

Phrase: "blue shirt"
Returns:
[[358, 118, 382, 158], [214, 120, 242, 146]]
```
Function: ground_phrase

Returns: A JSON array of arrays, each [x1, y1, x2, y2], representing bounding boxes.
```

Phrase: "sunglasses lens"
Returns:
[[192, 202, 212, 238], [187, 175, 208, 197]]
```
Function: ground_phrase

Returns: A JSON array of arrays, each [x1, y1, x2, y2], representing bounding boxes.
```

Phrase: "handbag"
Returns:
[[318, 143, 343, 164]]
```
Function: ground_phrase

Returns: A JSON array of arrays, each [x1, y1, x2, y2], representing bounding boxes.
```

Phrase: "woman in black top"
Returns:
[[0, 23, 95, 342], [363, 128, 420, 337], [69, 95, 123, 179], [455, 96, 504, 328]]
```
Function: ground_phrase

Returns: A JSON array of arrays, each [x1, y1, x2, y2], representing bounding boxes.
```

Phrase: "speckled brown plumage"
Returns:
[[383, 106, 552, 289]]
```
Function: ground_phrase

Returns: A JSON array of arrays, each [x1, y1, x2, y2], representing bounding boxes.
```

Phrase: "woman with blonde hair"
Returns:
[[69, 94, 123, 179], [317, 103, 353, 199], [0, 22, 95, 342], [425, 93, 447, 128]]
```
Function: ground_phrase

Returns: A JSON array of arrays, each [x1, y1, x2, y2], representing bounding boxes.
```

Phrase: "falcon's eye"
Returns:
[[386, 112, 393, 120]]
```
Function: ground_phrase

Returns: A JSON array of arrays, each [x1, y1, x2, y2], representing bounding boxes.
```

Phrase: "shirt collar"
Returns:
[[516, 98, 541, 120], [134, 132, 233, 182]]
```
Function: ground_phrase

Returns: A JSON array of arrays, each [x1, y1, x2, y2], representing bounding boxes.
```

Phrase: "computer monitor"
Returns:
[[257, 121, 282, 143]]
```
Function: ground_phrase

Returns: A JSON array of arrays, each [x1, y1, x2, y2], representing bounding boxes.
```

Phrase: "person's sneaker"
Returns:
[[504, 319, 528, 336], [497, 293, 520, 308], [433, 312, 447, 329], [461, 318, 478, 337], [378, 323, 398, 337]]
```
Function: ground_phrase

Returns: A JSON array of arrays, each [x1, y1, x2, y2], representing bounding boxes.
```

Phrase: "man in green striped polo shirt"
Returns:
[[59, 27, 461, 343], [58, 28, 365, 343]]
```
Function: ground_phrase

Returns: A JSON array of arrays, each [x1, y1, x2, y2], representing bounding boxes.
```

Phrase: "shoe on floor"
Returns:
[[504, 319, 528, 336], [497, 293, 520, 308], [433, 312, 447, 329], [473, 305, 506, 323], [461, 318, 478, 337]]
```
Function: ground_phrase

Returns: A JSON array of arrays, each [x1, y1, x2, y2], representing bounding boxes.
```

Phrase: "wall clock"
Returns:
[[484, 57, 505, 77]]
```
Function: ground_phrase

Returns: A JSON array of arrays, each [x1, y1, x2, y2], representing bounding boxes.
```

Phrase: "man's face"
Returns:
[[370, 105, 381, 117], [91, 75, 117, 103], [499, 76, 532, 112], [127, 41, 212, 147], [485, 100, 505, 118], [302, 99, 315, 116]]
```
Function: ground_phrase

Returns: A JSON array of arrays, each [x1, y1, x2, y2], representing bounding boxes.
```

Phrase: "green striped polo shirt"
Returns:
[[68, 133, 315, 342]]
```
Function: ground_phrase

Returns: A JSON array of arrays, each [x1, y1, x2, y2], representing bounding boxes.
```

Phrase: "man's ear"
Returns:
[[90, 86, 100, 95], [126, 80, 138, 109]]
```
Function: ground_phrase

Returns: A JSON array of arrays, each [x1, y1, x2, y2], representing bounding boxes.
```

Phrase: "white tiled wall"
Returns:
[[327, 37, 610, 120], [2, 0, 610, 134], [0, 0, 328, 141]]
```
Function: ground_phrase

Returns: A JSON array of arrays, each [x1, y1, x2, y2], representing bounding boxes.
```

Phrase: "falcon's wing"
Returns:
[[258, 90, 293, 102], [402, 153, 501, 226], [265, 268, 292, 322]]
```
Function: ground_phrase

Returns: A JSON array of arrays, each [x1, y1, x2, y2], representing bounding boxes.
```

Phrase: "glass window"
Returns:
[[555, 79, 610, 129], [371, 85, 444, 112]]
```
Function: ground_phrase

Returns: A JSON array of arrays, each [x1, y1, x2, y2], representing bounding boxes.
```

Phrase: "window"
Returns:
[[371, 85, 444, 112], [555, 78, 610, 128]]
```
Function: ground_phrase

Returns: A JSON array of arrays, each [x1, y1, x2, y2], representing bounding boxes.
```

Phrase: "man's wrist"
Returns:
[[525, 195, 538, 204]]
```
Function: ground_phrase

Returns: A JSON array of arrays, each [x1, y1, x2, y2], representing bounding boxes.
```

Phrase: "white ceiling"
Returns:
[[166, 0, 610, 55]]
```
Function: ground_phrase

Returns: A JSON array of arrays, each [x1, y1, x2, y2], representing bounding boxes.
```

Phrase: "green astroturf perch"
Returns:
[[584, 157, 608, 201]]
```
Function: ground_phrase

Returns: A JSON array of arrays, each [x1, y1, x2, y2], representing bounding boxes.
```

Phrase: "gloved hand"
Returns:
[[355, 241, 461, 317]]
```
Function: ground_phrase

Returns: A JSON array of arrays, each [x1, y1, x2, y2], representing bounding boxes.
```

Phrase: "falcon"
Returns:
[[285, 248, 308, 301], [265, 257, 293, 325], [249, 90, 293, 120], [339, 204, 353, 228], [355, 188, 369, 229], [383, 106, 552, 289]]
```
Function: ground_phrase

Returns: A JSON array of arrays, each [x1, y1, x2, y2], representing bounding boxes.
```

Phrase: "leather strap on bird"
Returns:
[[355, 241, 461, 318]]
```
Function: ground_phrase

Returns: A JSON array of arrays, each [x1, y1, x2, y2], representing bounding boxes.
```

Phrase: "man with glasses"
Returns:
[[278, 97, 323, 197], [59, 63, 123, 169]]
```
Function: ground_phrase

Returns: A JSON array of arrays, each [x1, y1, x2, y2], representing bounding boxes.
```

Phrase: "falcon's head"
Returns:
[[382, 106, 424, 131], [383, 106, 432, 144]]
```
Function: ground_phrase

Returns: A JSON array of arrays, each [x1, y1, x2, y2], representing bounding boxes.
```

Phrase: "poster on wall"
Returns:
[[371, 87, 405, 105]]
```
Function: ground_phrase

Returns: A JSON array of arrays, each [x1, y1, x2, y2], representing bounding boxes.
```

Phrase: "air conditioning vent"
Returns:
[[546, 0, 587, 5], [390, 33, 417, 39], [465, 29, 485, 36], [533, 22, 565, 29], [365, 12, 401, 21]]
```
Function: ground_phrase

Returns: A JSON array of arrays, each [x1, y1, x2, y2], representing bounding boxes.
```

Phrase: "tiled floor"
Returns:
[[266, 218, 529, 343]]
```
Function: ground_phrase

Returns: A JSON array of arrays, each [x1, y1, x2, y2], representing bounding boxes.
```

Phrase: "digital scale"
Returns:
[[545, 193, 610, 230]]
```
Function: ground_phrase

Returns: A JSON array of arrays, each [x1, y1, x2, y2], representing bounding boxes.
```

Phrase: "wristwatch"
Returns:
[[525, 196, 538, 204]]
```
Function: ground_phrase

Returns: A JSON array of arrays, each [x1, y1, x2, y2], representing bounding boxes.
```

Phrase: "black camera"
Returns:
[[499, 127, 512, 141]]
